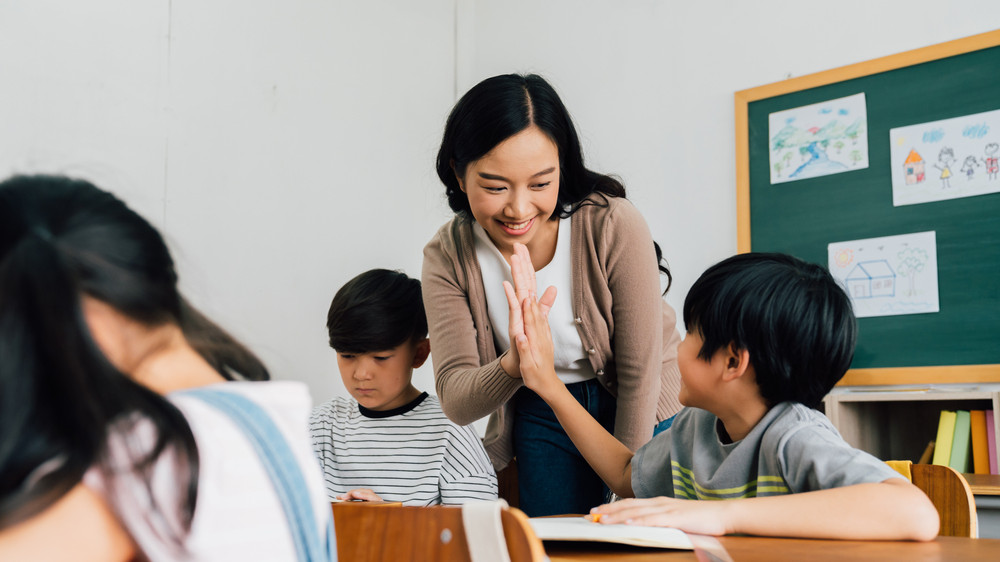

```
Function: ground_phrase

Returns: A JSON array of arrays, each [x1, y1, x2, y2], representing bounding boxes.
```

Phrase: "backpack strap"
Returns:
[[180, 388, 336, 561]]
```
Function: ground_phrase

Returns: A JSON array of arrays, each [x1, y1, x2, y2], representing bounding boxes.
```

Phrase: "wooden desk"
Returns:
[[544, 535, 1000, 561]]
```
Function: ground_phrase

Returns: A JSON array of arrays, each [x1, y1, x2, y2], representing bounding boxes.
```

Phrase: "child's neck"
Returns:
[[130, 325, 227, 394], [715, 397, 770, 443]]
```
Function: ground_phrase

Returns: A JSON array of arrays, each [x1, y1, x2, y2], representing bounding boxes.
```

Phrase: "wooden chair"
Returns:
[[887, 460, 978, 538], [332, 501, 546, 561]]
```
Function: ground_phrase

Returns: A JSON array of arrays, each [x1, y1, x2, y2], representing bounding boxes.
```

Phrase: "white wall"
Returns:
[[0, 0, 457, 402], [2, 1, 998, 406]]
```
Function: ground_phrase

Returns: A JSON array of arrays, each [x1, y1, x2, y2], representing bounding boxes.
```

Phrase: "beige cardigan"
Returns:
[[421, 194, 683, 470]]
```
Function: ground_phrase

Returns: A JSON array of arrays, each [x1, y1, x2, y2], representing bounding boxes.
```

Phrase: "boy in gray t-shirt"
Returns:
[[510, 250, 939, 540]]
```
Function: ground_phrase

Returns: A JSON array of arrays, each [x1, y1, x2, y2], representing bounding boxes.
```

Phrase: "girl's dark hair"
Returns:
[[436, 73, 671, 292], [682, 253, 857, 409], [0, 175, 268, 541], [327, 269, 427, 353]]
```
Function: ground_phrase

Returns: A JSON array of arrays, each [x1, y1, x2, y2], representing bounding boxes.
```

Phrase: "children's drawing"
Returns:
[[890, 108, 1000, 206], [769, 93, 869, 184], [828, 231, 939, 318]]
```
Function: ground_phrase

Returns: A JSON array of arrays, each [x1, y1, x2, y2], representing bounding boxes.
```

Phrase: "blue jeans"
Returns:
[[511, 378, 616, 517]]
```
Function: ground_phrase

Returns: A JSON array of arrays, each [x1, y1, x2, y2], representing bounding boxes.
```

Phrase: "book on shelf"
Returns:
[[971, 410, 990, 475], [988, 410, 998, 475], [948, 410, 971, 473], [917, 440, 935, 465], [931, 410, 956, 467]]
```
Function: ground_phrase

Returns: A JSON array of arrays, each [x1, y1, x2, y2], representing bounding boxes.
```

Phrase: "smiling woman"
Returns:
[[422, 73, 684, 517]]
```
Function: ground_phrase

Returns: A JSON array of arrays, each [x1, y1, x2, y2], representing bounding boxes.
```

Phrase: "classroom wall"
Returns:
[[2, 1, 998, 408], [0, 0, 457, 403]]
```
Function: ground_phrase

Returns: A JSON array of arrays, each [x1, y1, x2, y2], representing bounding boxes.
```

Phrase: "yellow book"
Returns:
[[931, 410, 956, 466], [971, 410, 990, 475]]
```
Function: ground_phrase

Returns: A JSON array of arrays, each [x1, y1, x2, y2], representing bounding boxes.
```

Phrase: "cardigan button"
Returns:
[[596, 369, 605, 376], [588, 348, 596, 355], [574, 317, 583, 324]]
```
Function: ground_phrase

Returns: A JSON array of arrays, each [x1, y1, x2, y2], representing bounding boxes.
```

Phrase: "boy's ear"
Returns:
[[721, 343, 751, 382], [411, 338, 431, 368]]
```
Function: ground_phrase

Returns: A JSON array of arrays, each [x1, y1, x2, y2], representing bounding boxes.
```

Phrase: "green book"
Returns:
[[931, 410, 956, 466], [949, 410, 972, 473]]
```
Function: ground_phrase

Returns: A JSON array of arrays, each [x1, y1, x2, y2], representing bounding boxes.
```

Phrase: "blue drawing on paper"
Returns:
[[769, 93, 869, 184], [845, 260, 896, 299], [828, 231, 939, 319]]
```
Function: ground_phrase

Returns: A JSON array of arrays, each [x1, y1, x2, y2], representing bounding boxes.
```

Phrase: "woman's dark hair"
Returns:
[[682, 253, 857, 409], [327, 269, 427, 353], [0, 174, 268, 541], [435, 73, 671, 292]]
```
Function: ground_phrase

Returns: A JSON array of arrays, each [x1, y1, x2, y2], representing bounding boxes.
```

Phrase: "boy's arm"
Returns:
[[439, 425, 501, 505], [520, 373, 636, 498], [506, 255, 635, 498], [592, 478, 939, 541]]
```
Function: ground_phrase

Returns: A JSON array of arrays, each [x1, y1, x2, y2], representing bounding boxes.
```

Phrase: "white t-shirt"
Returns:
[[474, 218, 596, 384], [84, 381, 332, 561]]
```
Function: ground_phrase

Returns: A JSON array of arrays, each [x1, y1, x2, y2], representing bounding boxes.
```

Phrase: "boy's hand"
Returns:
[[590, 497, 733, 537], [337, 488, 383, 502], [501, 243, 556, 379], [514, 291, 563, 400]]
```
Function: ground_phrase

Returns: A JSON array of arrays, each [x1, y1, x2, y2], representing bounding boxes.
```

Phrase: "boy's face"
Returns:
[[336, 338, 429, 411], [676, 329, 728, 410]]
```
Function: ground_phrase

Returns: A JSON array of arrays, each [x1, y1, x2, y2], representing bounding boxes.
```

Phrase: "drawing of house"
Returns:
[[845, 260, 896, 299], [903, 149, 925, 184]]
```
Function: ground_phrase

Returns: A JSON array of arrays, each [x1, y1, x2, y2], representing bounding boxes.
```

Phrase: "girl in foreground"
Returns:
[[0, 175, 334, 560]]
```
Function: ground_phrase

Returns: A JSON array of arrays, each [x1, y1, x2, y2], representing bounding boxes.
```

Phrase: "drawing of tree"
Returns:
[[845, 120, 863, 145], [896, 247, 929, 296], [771, 126, 795, 151], [834, 140, 844, 154], [849, 150, 863, 166], [773, 161, 784, 177]]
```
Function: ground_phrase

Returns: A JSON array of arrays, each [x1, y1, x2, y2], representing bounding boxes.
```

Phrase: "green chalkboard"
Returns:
[[735, 32, 1000, 384]]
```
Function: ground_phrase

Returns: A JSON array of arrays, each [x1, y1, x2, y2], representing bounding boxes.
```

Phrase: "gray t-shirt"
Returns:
[[632, 402, 903, 499]]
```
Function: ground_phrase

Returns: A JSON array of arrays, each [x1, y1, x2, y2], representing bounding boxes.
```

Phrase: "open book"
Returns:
[[528, 516, 693, 550]]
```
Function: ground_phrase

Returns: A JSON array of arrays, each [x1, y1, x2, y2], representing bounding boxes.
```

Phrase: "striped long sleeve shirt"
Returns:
[[309, 392, 497, 505]]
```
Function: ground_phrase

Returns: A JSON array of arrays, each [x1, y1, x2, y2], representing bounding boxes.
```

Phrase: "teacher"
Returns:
[[422, 74, 682, 516]]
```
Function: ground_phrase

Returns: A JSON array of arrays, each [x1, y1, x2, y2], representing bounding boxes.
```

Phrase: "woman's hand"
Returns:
[[502, 243, 561, 398], [500, 243, 556, 378], [590, 497, 732, 536], [337, 488, 383, 502]]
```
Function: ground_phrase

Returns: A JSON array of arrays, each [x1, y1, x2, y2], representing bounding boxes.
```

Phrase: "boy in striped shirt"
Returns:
[[309, 269, 497, 505]]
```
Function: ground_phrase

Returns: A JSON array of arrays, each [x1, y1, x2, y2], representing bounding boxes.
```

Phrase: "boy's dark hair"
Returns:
[[683, 253, 857, 409], [326, 269, 427, 353]]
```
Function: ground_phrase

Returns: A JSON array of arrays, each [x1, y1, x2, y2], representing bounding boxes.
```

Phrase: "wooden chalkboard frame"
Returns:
[[735, 30, 1000, 386]]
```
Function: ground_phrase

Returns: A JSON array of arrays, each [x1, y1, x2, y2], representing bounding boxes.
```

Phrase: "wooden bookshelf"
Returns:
[[823, 384, 1000, 467]]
